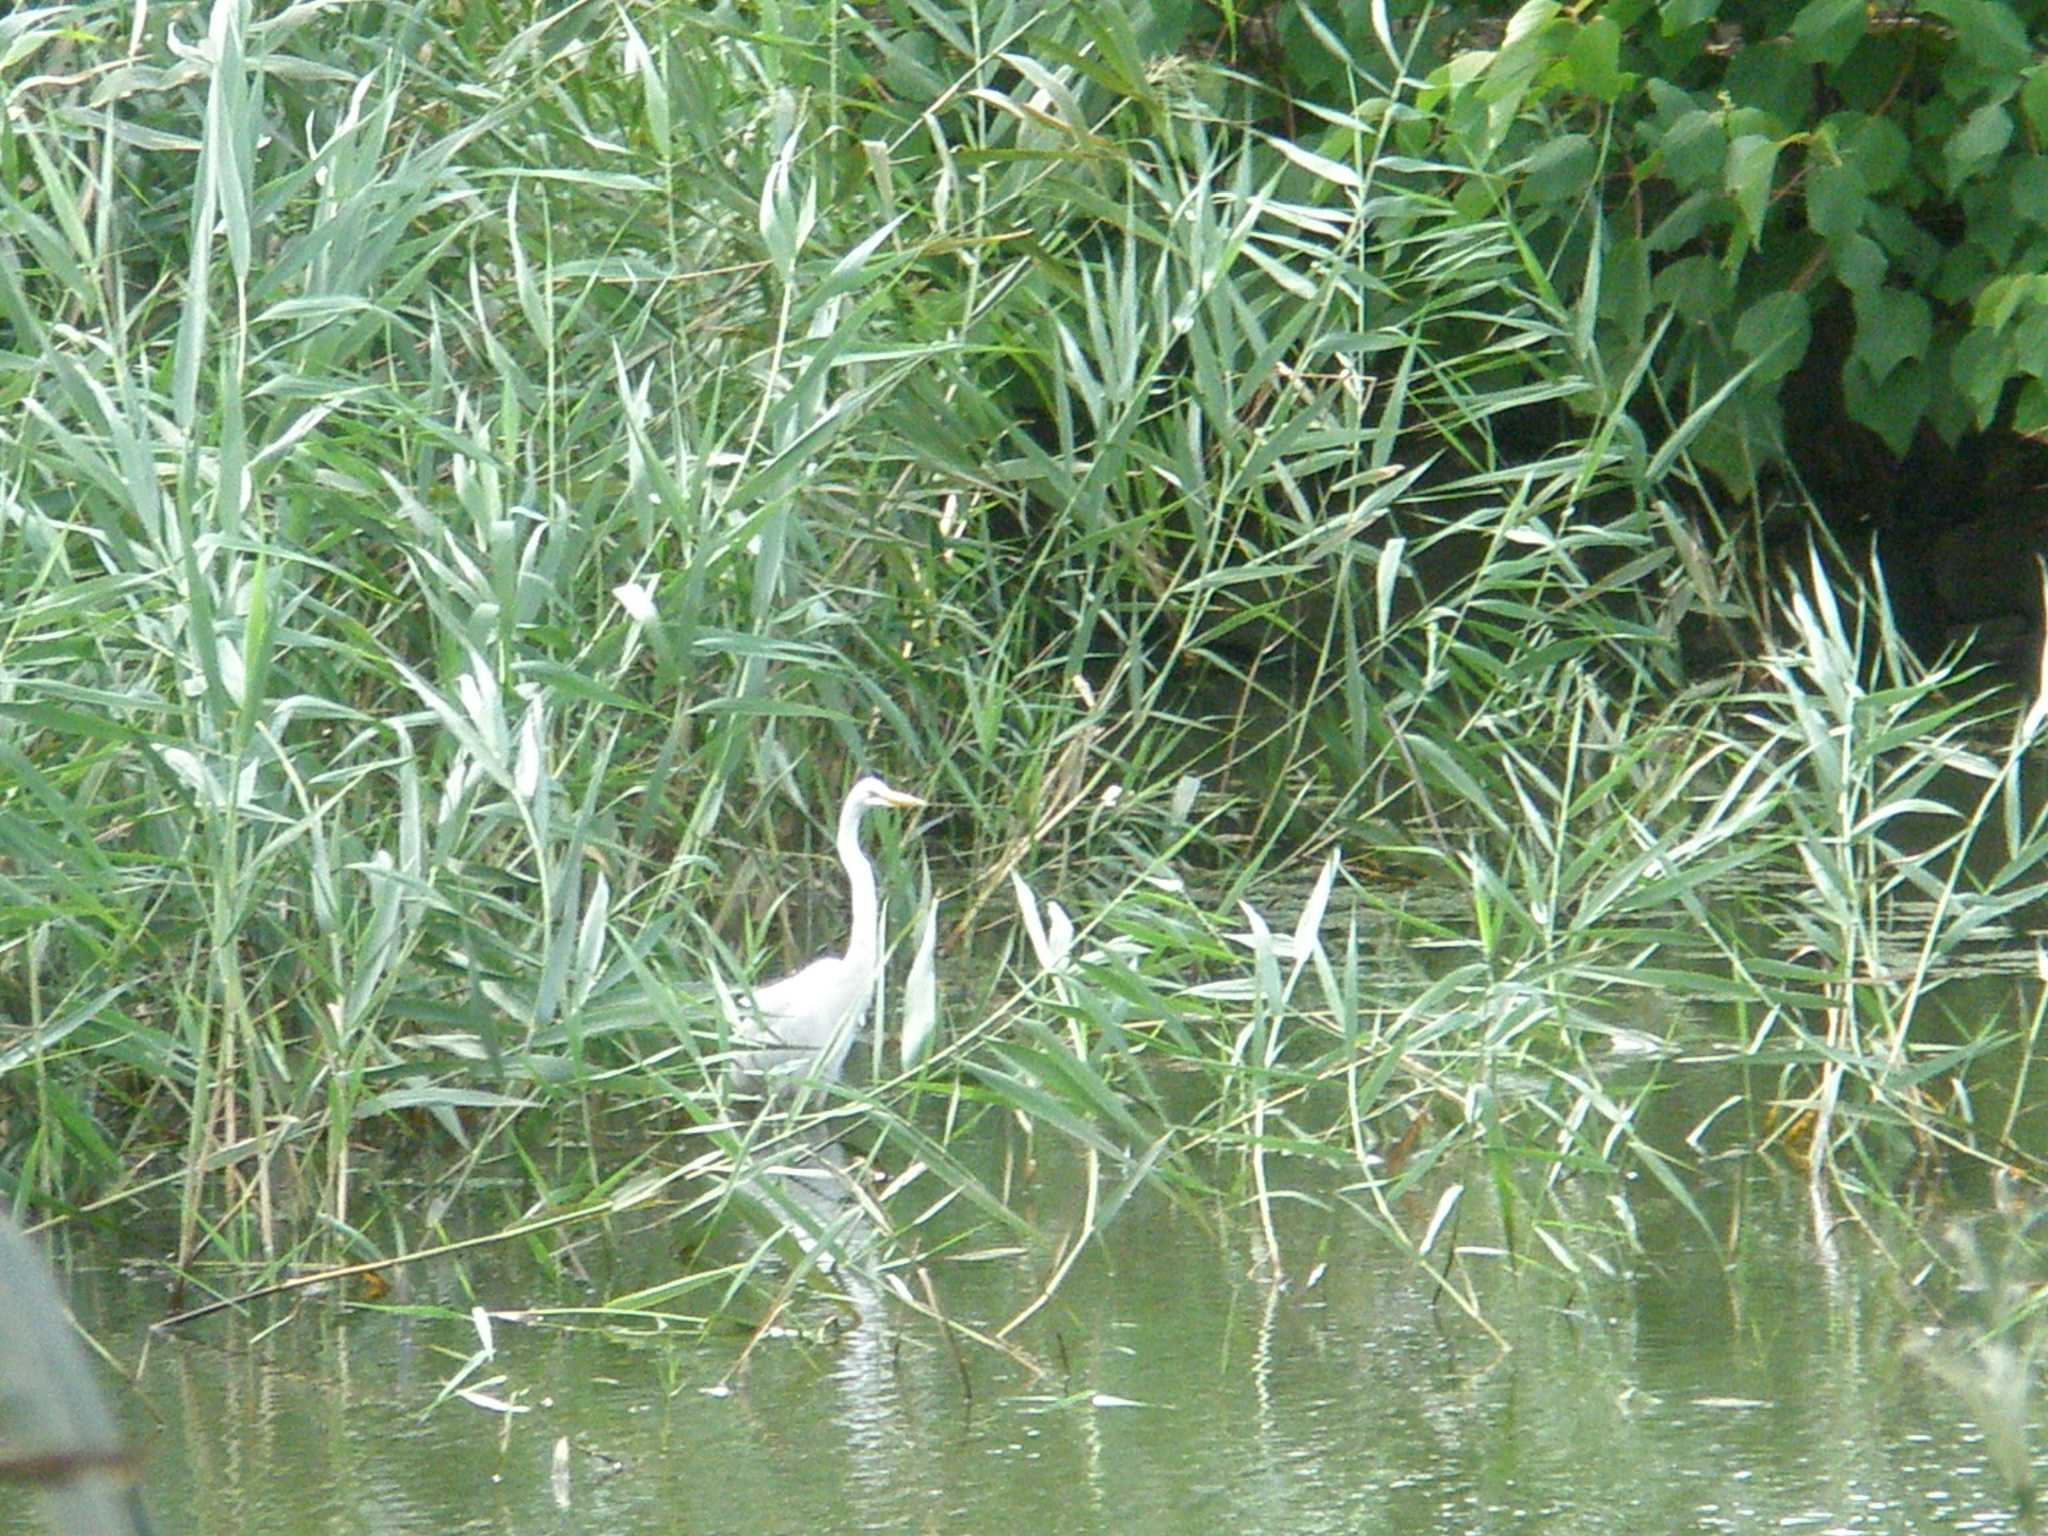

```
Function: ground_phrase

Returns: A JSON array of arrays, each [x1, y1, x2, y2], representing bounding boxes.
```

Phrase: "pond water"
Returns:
[[6, 1111, 2042, 1536]]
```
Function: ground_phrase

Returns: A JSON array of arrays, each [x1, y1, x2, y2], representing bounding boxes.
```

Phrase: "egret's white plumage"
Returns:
[[729, 776, 925, 1091]]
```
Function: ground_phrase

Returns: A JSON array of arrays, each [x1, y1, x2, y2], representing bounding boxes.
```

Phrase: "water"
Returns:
[[9, 913, 2045, 1536], [7, 1136, 2040, 1536]]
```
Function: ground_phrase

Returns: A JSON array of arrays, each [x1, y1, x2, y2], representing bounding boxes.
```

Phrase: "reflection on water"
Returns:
[[5, 1135, 2044, 1536], [729, 1126, 918, 1513]]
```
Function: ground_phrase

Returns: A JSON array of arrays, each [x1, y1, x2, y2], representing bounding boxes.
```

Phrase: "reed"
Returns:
[[2, 1, 2042, 1350]]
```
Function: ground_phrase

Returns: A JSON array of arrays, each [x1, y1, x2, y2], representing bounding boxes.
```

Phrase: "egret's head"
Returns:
[[845, 776, 926, 814]]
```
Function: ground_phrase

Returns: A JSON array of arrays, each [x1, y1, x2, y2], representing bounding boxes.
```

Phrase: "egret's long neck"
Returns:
[[838, 796, 880, 971]]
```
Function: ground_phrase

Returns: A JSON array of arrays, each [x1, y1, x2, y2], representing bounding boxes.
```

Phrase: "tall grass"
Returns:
[[3, 0, 2045, 1349]]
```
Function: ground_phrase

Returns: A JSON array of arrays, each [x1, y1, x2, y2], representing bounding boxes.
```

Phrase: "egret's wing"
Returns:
[[744, 957, 857, 1049], [728, 955, 873, 1088]]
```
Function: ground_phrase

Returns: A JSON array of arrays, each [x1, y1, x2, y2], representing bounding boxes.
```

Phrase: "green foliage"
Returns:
[[1, 0, 2043, 1344], [1314, 0, 2048, 490]]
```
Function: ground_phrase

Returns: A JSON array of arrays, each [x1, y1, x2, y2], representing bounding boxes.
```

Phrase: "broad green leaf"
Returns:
[[1732, 290, 1811, 383], [2014, 305, 2048, 378], [1974, 273, 2047, 330], [1565, 16, 1629, 101], [1659, 110, 1728, 192], [1922, 0, 2033, 73], [1804, 163, 1864, 239], [1835, 112, 1910, 193], [2014, 156, 2048, 224], [1829, 232, 1886, 292], [1944, 103, 2014, 190], [1521, 133, 1596, 205], [1724, 134, 1781, 248], [2016, 376, 2048, 434], [1646, 189, 1722, 253], [1660, 0, 1719, 31], [1724, 40, 1808, 130], [1789, 0, 1867, 64], [1950, 326, 2015, 426], [1844, 355, 1932, 454], [1651, 253, 1729, 322], [2024, 65, 2048, 139], [1851, 287, 1931, 383]]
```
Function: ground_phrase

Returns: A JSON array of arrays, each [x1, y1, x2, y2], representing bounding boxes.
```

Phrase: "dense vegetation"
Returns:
[[4, 0, 2048, 1347], [1391, 0, 2048, 497]]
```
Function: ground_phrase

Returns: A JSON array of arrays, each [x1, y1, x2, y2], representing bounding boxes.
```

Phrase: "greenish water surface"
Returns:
[[8, 1136, 2040, 1536]]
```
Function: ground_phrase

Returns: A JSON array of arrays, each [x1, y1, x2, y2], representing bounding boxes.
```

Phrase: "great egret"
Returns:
[[728, 776, 926, 1093]]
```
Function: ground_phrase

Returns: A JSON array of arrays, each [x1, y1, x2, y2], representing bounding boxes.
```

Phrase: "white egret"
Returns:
[[728, 776, 926, 1092]]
